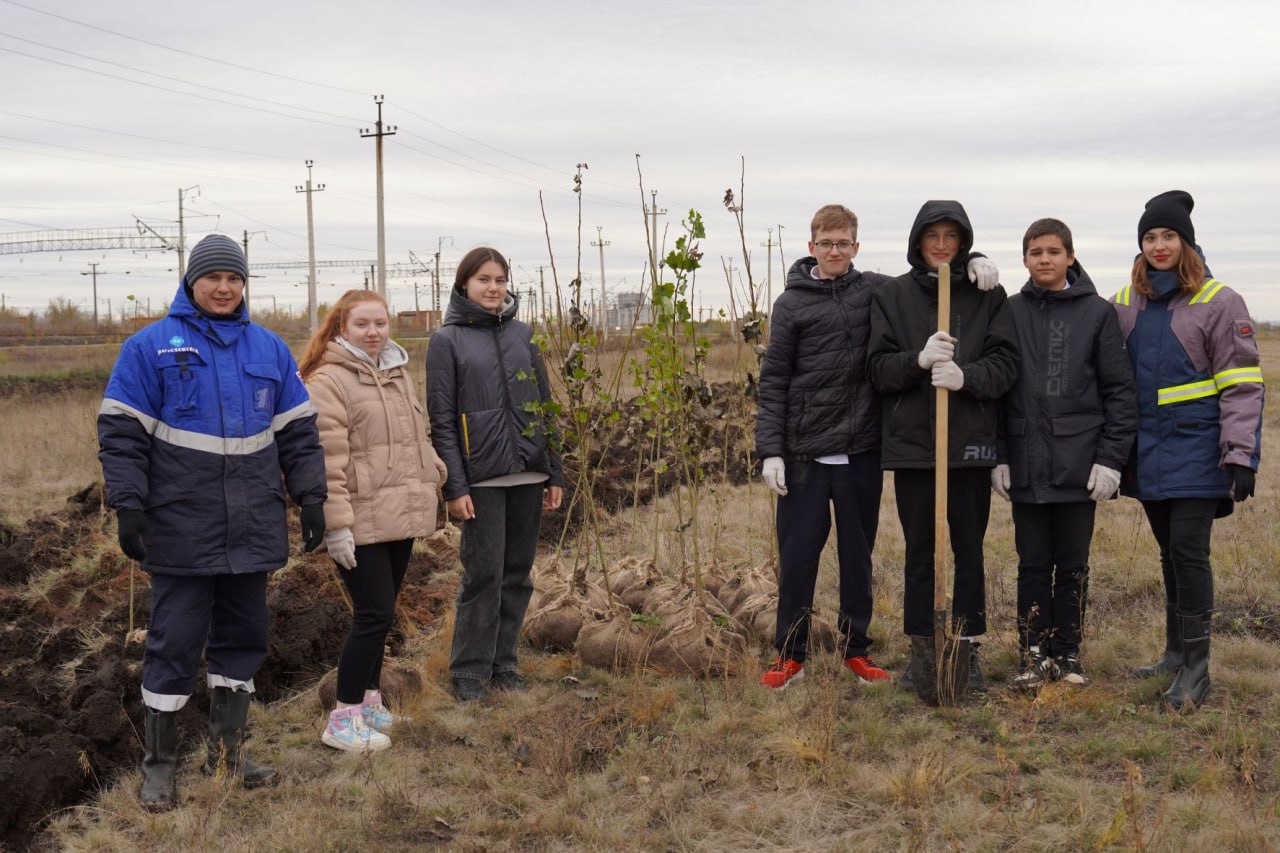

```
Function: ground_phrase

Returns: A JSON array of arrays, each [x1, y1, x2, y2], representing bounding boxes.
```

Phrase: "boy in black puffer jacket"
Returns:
[[867, 200, 1019, 691]]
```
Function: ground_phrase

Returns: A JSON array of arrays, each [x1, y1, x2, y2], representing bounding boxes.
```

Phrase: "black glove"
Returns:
[[1227, 464, 1255, 503], [117, 509, 148, 562], [299, 504, 326, 552]]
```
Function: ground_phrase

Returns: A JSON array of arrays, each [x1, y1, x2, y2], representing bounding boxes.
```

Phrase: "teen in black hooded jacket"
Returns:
[[867, 200, 1018, 687], [997, 218, 1136, 690]]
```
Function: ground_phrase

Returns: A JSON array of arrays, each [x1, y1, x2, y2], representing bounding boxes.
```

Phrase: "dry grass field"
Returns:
[[4, 331, 1279, 851]]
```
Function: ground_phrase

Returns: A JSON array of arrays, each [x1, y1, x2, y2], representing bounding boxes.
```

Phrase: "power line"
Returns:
[[0, 0, 371, 97], [0, 32, 366, 125], [0, 108, 296, 162], [0, 45, 353, 130]]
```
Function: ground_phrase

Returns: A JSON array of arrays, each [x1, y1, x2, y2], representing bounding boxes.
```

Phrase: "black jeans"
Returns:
[[1141, 498, 1216, 615], [1012, 501, 1096, 656], [334, 538, 413, 705], [450, 483, 544, 681], [895, 467, 990, 638], [774, 453, 881, 662]]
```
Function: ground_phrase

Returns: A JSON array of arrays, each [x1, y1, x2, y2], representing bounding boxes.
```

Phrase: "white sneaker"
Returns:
[[322, 706, 391, 753]]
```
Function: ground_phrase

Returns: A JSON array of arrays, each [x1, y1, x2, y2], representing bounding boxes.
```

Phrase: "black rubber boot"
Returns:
[[205, 686, 277, 788], [1134, 603, 1182, 678], [140, 708, 179, 810], [967, 642, 985, 693], [1163, 613, 1210, 712]]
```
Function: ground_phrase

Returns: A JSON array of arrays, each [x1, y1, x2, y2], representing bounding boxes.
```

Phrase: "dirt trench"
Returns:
[[0, 485, 457, 851]]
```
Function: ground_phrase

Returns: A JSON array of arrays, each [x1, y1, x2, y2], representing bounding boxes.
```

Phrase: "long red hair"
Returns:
[[298, 289, 389, 380]]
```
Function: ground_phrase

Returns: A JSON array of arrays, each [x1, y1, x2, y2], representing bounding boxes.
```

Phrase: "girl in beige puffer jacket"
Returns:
[[300, 289, 446, 753]]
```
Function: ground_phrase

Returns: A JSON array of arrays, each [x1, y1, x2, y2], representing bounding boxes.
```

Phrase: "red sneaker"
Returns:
[[759, 657, 804, 689], [845, 655, 891, 683]]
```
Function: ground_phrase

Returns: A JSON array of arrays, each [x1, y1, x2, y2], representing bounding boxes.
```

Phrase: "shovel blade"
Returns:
[[911, 630, 971, 708], [909, 635, 938, 706]]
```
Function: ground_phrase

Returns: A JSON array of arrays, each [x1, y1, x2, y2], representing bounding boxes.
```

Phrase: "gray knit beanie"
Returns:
[[185, 234, 248, 285]]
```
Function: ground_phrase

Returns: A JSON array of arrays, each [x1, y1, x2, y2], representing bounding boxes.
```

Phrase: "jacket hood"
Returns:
[[176, 274, 249, 324], [784, 257, 862, 293], [329, 336, 410, 372], [1019, 259, 1097, 301], [443, 287, 519, 327], [906, 200, 975, 274], [167, 283, 249, 346]]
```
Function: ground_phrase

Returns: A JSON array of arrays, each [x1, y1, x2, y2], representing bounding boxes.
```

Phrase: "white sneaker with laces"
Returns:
[[322, 706, 391, 753]]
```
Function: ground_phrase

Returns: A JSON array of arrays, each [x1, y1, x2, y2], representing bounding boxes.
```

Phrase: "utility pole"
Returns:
[[433, 236, 453, 314], [644, 191, 667, 287], [296, 160, 325, 333], [176, 185, 199, 279], [80, 262, 104, 327], [538, 267, 547, 325], [760, 227, 776, 315], [360, 95, 396, 298], [591, 226, 610, 340], [241, 229, 266, 304]]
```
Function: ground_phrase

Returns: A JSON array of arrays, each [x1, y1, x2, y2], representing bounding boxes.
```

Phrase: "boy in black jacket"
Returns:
[[867, 200, 1018, 690], [995, 219, 1136, 688]]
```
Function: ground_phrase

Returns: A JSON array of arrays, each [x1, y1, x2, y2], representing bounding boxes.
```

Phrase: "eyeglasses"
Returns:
[[815, 241, 855, 252]]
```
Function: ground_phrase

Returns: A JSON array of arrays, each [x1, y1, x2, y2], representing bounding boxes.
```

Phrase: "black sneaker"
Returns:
[[451, 677, 489, 702], [1055, 655, 1090, 687], [1011, 646, 1058, 690], [491, 671, 528, 692]]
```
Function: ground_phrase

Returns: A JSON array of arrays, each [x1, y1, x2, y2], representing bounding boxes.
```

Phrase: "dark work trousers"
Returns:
[[143, 571, 270, 705], [333, 538, 414, 705], [1011, 501, 1096, 656], [895, 467, 990, 638], [450, 483, 544, 681], [774, 453, 882, 663], [1141, 498, 1217, 615]]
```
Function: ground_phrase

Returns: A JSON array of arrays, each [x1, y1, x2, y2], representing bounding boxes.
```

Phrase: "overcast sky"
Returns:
[[2, 0, 1278, 322]]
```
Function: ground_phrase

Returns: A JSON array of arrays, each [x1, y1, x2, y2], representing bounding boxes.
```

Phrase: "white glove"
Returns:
[[931, 361, 964, 391], [991, 464, 1011, 501], [761, 457, 787, 496], [917, 331, 956, 369], [967, 256, 1000, 292], [325, 527, 357, 570], [1086, 464, 1121, 502]]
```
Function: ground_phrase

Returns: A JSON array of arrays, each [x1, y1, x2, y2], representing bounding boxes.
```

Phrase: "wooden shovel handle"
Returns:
[[934, 262, 950, 615]]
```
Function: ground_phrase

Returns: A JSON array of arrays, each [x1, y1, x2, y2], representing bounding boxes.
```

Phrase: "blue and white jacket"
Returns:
[[97, 285, 327, 575]]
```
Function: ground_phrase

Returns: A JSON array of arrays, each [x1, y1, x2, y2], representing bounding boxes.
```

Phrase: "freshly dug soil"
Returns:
[[0, 485, 458, 850]]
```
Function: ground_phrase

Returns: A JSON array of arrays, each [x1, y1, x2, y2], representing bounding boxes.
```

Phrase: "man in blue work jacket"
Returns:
[[98, 234, 327, 809]]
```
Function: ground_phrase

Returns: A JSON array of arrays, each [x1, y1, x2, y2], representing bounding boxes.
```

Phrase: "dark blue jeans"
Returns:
[[143, 571, 270, 704], [450, 483, 544, 681], [1012, 501, 1096, 656], [334, 538, 413, 705], [774, 454, 882, 662]]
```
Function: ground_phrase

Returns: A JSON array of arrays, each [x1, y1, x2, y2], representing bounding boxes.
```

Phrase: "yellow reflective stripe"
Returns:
[[1189, 279, 1223, 305], [1157, 380, 1217, 405], [1214, 366, 1264, 390], [1115, 285, 1132, 306]]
